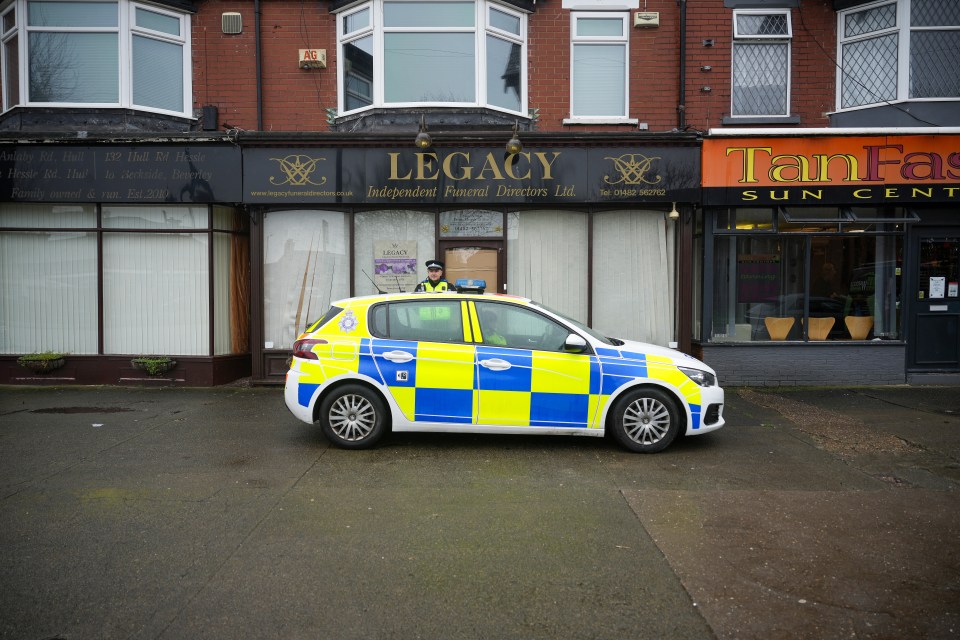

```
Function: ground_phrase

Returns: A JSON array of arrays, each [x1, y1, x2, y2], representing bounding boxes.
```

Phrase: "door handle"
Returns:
[[382, 350, 414, 363], [479, 358, 511, 371]]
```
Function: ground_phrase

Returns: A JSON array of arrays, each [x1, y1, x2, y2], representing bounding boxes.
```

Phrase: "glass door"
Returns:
[[908, 231, 960, 370]]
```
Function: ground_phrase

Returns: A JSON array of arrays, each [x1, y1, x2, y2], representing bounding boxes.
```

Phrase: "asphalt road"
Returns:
[[1, 384, 958, 640]]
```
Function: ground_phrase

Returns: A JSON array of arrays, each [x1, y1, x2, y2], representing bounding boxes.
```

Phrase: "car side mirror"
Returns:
[[563, 333, 587, 353]]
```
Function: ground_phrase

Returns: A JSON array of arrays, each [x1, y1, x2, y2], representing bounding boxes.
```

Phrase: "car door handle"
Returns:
[[479, 358, 511, 371], [382, 350, 414, 363]]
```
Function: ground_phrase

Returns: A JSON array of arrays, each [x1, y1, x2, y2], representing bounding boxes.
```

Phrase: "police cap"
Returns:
[[425, 259, 444, 270]]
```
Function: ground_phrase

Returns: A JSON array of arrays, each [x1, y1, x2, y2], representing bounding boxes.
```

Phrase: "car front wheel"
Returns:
[[610, 388, 680, 453], [318, 384, 387, 449]]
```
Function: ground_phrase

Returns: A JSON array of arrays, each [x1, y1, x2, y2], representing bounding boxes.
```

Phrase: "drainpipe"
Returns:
[[677, 0, 687, 131], [255, 0, 263, 130]]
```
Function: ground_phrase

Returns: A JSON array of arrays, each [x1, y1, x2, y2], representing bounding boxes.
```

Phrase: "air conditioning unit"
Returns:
[[222, 12, 242, 35]]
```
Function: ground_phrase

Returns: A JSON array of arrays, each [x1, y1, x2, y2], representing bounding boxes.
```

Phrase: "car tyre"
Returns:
[[319, 384, 387, 449], [610, 387, 681, 453]]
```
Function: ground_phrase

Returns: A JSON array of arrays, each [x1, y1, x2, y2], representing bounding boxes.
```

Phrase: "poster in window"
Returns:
[[738, 254, 780, 303], [929, 276, 946, 299], [374, 241, 418, 293]]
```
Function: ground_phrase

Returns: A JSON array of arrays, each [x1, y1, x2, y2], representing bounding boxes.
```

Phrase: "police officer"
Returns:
[[414, 259, 451, 292]]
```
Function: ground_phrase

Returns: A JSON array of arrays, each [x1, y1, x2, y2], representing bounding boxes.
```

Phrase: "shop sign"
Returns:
[[0, 144, 242, 203], [243, 146, 699, 204], [702, 135, 960, 205]]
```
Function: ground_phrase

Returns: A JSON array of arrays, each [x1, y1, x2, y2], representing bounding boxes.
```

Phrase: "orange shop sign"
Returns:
[[702, 135, 960, 205]]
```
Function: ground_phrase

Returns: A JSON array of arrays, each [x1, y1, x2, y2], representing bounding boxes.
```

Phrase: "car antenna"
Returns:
[[362, 270, 386, 294], [394, 274, 405, 293]]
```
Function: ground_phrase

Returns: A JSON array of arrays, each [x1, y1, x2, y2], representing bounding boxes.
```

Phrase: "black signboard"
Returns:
[[243, 146, 700, 205], [0, 144, 242, 203]]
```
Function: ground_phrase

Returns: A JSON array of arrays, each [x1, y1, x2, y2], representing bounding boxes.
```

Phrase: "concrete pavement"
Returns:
[[1, 384, 958, 639]]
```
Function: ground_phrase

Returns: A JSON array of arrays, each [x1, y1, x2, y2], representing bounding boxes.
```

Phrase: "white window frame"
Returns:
[[836, 0, 960, 112], [335, 0, 528, 117], [729, 8, 792, 119], [0, 0, 191, 117], [564, 11, 634, 125]]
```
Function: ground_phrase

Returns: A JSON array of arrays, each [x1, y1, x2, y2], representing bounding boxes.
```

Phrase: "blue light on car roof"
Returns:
[[455, 279, 486, 294]]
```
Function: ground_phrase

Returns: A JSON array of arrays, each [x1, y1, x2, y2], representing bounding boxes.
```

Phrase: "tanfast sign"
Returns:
[[702, 135, 960, 205]]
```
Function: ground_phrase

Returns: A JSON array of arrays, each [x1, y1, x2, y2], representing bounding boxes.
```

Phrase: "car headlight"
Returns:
[[678, 366, 716, 387]]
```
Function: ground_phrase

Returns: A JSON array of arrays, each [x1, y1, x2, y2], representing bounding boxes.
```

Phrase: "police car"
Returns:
[[284, 286, 725, 453]]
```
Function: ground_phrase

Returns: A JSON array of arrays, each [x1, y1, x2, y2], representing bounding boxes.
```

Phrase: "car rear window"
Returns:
[[305, 306, 343, 333]]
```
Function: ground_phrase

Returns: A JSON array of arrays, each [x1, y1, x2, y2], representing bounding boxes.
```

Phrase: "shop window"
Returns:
[[0, 0, 191, 115], [337, 0, 526, 116], [568, 11, 629, 122], [0, 203, 248, 357], [263, 210, 350, 350], [838, 0, 960, 110], [354, 210, 435, 296], [711, 207, 903, 342], [507, 210, 588, 322], [731, 9, 792, 118], [0, 203, 97, 354], [592, 210, 675, 347]]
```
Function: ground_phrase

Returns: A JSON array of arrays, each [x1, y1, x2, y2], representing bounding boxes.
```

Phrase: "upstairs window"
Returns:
[[568, 11, 629, 121], [731, 9, 792, 118], [337, 0, 526, 116], [838, 0, 960, 109], [0, 0, 191, 116]]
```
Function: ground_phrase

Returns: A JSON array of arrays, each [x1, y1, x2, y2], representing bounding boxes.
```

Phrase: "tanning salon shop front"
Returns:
[[697, 131, 960, 387]]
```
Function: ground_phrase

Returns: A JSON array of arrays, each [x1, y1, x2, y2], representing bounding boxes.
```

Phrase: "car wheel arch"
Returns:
[[313, 377, 392, 429], [603, 382, 689, 435]]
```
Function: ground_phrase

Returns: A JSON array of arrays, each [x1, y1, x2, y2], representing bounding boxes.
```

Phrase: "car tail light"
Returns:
[[292, 338, 327, 360]]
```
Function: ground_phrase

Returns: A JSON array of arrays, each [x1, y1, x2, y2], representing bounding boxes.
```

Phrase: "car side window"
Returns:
[[475, 302, 571, 352], [387, 300, 464, 343]]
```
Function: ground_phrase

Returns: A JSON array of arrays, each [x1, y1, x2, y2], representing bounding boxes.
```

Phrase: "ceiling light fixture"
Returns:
[[668, 202, 680, 220]]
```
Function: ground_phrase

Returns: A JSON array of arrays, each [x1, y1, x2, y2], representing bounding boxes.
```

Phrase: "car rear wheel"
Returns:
[[319, 384, 387, 449], [610, 388, 680, 453]]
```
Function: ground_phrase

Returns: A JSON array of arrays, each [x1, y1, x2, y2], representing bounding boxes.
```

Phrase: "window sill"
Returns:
[[721, 115, 800, 125], [563, 117, 639, 126]]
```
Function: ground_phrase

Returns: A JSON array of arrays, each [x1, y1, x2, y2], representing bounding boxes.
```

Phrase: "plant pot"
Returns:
[[131, 358, 177, 376], [18, 357, 65, 374]]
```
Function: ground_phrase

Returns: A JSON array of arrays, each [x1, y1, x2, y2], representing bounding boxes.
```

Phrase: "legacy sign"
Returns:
[[243, 146, 699, 204]]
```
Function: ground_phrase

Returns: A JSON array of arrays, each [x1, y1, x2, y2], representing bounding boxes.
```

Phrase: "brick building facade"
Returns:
[[1, 0, 957, 386]]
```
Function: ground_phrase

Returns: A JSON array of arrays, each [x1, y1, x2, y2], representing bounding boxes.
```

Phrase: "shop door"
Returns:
[[908, 231, 960, 371], [441, 243, 501, 294]]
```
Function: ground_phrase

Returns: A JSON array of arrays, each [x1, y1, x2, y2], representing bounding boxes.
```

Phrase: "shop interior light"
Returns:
[[414, 115, 432, 149], [506, 121, 523, 155], [668, 202, 680, 220]]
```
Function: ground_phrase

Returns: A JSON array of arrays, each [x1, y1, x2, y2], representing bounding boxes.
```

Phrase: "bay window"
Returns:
[[337, 0, 526, 116], [0, 0, 191, 116], [838, 0, 960, 110]]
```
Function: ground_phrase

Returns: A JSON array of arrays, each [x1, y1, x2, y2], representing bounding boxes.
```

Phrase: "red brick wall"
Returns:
[[192, 1, 336, 132], [683, 0, 837, 131], [190, 0, 836, 134]]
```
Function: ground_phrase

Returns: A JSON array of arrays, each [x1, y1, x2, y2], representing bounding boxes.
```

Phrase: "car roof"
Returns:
[[335, 292, 534, 307]]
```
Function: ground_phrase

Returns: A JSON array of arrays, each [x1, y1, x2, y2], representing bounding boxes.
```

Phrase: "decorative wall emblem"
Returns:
[[603, 154, 662, 186], [269, 155, 328, 186]]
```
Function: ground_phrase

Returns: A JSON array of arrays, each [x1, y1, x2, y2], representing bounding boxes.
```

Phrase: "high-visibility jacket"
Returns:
[[414, 279, 450, 293]]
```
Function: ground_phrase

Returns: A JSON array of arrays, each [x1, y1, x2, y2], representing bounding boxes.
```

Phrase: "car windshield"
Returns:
[[534, 302, 615, 346]]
